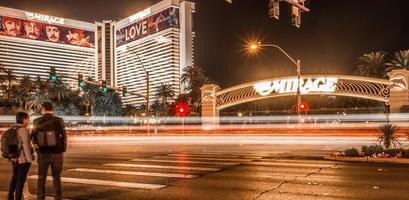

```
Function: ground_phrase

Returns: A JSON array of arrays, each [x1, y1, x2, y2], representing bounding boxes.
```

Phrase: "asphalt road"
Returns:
[[1, 136, 409, 200]]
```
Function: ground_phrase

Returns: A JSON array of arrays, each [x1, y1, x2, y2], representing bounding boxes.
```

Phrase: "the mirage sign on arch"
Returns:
[[254, 77, 338, 96]]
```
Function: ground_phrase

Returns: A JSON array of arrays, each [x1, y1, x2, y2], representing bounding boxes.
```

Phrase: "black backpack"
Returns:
[[1, 126, 20, 159]]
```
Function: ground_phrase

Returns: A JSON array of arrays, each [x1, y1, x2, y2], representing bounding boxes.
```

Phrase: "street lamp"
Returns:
[[126, 46, 150, 117], [250, 42, 302, 121]]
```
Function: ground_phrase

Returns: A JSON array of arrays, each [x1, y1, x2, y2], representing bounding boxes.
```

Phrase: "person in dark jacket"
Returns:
[[31, 102, 67, 200]]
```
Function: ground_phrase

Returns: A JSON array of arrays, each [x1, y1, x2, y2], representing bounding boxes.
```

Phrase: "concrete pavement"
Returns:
[[1, 136, 409, 200]]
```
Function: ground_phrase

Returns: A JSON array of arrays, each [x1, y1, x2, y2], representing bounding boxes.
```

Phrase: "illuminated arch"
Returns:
[[215, 75, 390, 110]]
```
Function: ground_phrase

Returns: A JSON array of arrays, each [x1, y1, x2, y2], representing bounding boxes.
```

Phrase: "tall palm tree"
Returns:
[[356, 51, 388, 78], [155, 83, 175, 116], [386, 50, 409, 71], [181, 65, 215, 113]]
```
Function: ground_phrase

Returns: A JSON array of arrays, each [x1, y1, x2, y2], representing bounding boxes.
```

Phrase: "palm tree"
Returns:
[[48, 78, 70, 104], [150, 99, 162, 116], [80, 78, 100, 115], [93, 90, 123, 116], [123, 104, 139, 116], [181, 65, 215, 113], [137, 103, 147, 116], [355, 51, 388, 78], [0, 66, 16, 103], [155, 83, 175, 116], [386, 50, 409, 71], [378, 123, 400, 149], [33, 76, 50, 98], [13, 75, 35, 109]]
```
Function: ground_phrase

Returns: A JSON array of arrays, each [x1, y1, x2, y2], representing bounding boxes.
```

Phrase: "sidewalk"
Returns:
[[324, 156, 409, 164], [0, 191, 70, 200]]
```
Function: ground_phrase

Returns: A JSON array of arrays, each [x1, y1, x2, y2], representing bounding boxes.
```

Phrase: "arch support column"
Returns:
[[201, 84, 220, 129], [388, 69, 409, 113]]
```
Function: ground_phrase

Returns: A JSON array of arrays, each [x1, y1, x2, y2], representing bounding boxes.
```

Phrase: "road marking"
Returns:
[[130, 158, 239, 165], [167, 153, 262, 159], [103, 163, 220, 171], [69, 168, 198, 178], [28, 175, 166, 190], [245, 162, 333, 168], [153, 156, 254, 162]]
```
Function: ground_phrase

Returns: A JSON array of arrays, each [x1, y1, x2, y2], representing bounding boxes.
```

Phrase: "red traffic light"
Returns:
[[298, 101, 309, 111], [175, 103, 189, 117]]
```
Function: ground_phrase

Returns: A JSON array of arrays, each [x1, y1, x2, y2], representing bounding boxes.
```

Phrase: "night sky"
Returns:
[[1, 0, 408, 88]]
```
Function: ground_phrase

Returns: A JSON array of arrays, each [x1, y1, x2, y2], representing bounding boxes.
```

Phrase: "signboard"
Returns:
[[116, 7, 179, 47], [254, 77, 338, 96], [0, 15, 95, 48]]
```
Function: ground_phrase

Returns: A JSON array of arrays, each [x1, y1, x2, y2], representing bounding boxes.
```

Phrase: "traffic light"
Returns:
[[268, 0, 280, 20], [175, 103, 189, 117], [101, 80, 108, 93], [122, 86, 128, 97], [291, 5, 301, 28], [298, 101, 309, 112], [50, 67, 57, 81], [78, 74, 85, 87]]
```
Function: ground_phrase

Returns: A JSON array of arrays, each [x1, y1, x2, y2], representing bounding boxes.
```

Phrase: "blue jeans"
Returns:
[[37, 153, 63, 200], [8, 162, 31, 200]]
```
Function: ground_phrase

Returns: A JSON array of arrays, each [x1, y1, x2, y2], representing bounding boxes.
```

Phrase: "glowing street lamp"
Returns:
[[249, 42, 302, 121]]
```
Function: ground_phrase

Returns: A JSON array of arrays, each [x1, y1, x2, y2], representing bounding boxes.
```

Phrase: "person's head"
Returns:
[[2, 17, 22, 36], [45, 25, 60, 42], [23, 21, 41, 39], [66, 29, 84, 45], [41, 102, 54, 114], [16, 112, 29, 127]]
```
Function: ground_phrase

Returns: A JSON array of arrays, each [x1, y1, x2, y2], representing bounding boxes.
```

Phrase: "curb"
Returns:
[[324, 156, 409, 164]]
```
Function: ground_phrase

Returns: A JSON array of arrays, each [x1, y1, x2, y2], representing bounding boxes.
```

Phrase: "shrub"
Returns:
[[378, 124, 400, 149], [344, 148, 360, 157], [403, 149, 409, 158], [384, 149, 404, 157], [361, 145, 384, 157]]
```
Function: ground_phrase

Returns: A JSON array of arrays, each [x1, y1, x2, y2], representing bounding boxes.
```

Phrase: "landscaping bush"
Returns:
[[344, 148, 360, 157], [384, 149, 404, 157], [403, 149, 409, 158], [361, 145, 384, 157]]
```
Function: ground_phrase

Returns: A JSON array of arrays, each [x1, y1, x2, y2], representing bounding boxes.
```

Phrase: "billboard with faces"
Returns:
[[116, 7, 179, 47], [0, 15, 95, 48]]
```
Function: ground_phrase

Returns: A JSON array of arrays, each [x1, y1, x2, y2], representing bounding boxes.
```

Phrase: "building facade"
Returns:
[[0, 0, 195, 106], [0, 6, 98, 88], [113, 0, 195, 105]]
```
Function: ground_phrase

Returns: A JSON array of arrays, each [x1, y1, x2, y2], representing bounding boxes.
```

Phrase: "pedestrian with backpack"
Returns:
[[31, 102, 67, 200], [1, 112, 34, 200]]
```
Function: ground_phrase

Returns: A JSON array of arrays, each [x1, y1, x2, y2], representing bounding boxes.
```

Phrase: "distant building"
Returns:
[[0, 6, 98, 88], [0, 0, 195, 106], [113, 0, 195, 105]]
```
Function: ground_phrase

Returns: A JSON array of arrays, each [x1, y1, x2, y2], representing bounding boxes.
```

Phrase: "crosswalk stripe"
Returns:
[[153, 156, 254, 162], [167, 153, 262, 159], [69, 168, 198, 178], [103, 163, 220, 171], [130, 158, 239, 165], [28, 175, 167, 190], [245, 162, 333, 168]]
